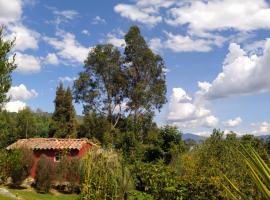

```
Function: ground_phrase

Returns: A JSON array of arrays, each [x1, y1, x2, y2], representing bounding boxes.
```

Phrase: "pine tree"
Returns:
[[50, 83, 77, 138]]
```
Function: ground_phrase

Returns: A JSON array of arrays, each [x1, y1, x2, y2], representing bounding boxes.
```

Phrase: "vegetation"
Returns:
[[0, 26, 16, 108], [1, 24, 270, 199], [50, 83, 77, 138]]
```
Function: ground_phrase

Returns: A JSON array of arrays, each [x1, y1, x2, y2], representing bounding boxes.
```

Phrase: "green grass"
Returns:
[[8, 188, 79, 200], [0, 194, 14, 200]]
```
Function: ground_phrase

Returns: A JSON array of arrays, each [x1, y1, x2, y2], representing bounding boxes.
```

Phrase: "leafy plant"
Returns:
[[36, 155, 55, 193], [224, 146, 270, 199], [80, 148, 134, 200]]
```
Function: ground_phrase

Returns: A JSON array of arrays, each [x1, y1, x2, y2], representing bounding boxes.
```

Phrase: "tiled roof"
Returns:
[[6, 138, 95, 150]]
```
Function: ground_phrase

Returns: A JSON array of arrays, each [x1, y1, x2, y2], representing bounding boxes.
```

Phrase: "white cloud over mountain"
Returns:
[[223, 117, 242, 127], [167, 88, 219, 129]]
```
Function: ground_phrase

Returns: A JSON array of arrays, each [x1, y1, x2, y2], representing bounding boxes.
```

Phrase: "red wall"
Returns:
[[30, 143, 92, 178]]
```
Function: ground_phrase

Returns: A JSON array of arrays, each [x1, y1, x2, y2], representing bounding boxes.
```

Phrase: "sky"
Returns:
[[2, 0, 270, 136]]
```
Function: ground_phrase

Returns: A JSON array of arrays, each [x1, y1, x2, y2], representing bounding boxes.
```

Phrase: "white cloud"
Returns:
[[197, 40, 270, 99], [44, 31, 90, 64], [149, 38, 163, 53], [0, 0, 22, 24], [45, 53, 59, 65], [107, 33, 126, 48], [7, 84, 38, 101], [82, 30, 90, 36], [4, 100, 26, 113], [166, 0, 270, 33], [92, 16, 106, 24], [223, 117, 242, 127], [164, 32, 213, 52], [4, 84, 38, 113], [167, 88, 218, 129], [58, 76, 76, 82], [260, 121, 270, 133], [149, 31, 226, 53], [14, 52, 41, 73], [53, 10, 79, 20], [7, 25, 40, 51], [114, 3, 162, 26]]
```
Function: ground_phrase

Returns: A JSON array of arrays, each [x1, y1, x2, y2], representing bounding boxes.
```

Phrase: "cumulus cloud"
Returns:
[[166, 0, 270, 33], [167, 88, 218, 129], [4, 84, 38, 113], [197, 40, 270, 99], [223, 117, 242, 127], [44, 31, 90, 64], [45, 53, 59, 65], [7, 25, 40, 51], [14, 52, 41, 73], [0, 0, 22, 24], [7, 84, 38, 101], [4, 101, 26, 113]]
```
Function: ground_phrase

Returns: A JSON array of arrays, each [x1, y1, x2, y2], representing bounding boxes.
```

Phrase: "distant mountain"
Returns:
[[182, 133, 206, 142], [257, 135, 270, 140]]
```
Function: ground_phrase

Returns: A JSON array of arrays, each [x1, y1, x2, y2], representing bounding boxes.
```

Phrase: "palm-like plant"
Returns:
[[224, 146, 270, 200]]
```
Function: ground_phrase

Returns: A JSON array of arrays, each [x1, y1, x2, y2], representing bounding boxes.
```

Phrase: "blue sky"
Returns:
[[2, 0, 270, 136]]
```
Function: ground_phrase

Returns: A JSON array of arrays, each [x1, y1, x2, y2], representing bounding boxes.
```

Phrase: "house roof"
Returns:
[[6, 138, 96, 150]]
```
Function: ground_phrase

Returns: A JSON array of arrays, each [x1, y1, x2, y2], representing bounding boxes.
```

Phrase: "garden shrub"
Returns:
[[80, 148, 134, 200], [56, 155, 81, 193], [132, 161, 186, 200], [5, 148, 33, 187], [35, 154, 55, 193]]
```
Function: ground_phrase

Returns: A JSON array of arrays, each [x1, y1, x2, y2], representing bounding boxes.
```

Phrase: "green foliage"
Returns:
[[132, 161, 185, 199], [124, 26, 167, 116], [0, 111, 17, 148], [5, 148, 33, 187], [224, 146, 270, 200], [80, 148, 134, 200], [36, 155, 55, 193], [50, 83, 77, 138], [0, 26, 16, 108], [56, 155, 81, 193], [78, 112, 113, 145], [74, 44, 126, 123]]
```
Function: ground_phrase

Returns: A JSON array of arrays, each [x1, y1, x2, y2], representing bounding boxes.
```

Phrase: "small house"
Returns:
[[6, 138, 96, 178]]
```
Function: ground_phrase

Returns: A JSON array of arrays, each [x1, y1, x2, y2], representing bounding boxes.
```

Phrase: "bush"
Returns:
[[132, 161, 186, 200], [35, 155, 55, 193], [56, 155, 81, 193], [5, 148, 33, 187], [80, 148, 134, 200]]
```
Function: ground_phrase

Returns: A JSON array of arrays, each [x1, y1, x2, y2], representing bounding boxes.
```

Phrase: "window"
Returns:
[[54, 152, 61, 162]]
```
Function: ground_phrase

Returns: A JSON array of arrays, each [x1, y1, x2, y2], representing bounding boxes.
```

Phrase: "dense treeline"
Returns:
[[1, 25, 270, 199]]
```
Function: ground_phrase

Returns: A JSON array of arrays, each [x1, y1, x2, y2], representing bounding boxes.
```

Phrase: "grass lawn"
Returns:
[[8, 188, 79, 200], [0, 194, 14, 200]]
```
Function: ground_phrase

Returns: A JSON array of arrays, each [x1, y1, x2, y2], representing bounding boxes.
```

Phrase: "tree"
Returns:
[[0, 26, 16, 108], [74, 44, 126, 127], [50, 83, 77, 138], [17, 108, 38, 139], [124, 26, 167, 120]]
